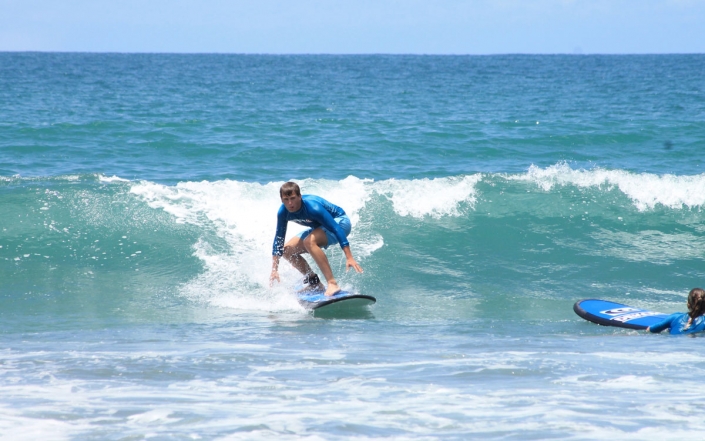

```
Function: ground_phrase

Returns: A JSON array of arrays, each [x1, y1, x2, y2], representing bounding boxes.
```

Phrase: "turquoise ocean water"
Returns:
[[1, 53, 705, 439]]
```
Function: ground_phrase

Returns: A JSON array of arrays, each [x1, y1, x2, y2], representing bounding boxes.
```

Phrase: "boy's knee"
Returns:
[[282, 246, 297, 259], [302, 234, 317, 252]]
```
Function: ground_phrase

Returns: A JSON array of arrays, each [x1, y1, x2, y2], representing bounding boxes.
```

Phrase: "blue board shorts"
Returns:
[[297, 215, 351, 249]]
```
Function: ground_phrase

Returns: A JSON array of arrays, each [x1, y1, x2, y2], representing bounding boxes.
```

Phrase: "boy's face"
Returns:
[[281, 192, 302, 212]]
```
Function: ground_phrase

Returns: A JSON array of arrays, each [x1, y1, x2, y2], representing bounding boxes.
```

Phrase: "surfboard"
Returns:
[[573, 299, 669, 330], [297, 289, 376, 313]]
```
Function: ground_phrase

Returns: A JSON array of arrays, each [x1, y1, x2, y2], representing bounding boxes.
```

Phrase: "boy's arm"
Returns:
[[270, 207, 287, 286], [270, 255, 281, 286]]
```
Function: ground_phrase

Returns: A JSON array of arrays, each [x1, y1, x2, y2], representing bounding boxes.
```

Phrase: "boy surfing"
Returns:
[[269, 182, 363, 296]]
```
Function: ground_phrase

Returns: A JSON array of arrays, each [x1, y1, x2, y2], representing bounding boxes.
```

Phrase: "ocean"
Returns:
[[1, 53, 705, 439]]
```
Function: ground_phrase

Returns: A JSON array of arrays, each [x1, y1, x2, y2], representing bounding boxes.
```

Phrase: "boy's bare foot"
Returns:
[[325, 282, 341, 296]]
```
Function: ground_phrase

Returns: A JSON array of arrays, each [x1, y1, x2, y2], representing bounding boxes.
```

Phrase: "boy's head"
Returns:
[[279, 182, 301, 198]]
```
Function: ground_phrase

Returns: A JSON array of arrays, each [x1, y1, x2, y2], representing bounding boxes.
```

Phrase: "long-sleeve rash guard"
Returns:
[[272, 195, 349, 256], [648, 312, 705, 335]]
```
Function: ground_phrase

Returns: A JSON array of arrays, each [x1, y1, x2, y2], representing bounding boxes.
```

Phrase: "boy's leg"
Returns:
[[302, 228, 341, 296], [282, 236, 314, 277]]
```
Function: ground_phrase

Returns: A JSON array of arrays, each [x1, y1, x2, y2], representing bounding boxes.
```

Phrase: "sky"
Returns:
[[1, 0, 704, 54]]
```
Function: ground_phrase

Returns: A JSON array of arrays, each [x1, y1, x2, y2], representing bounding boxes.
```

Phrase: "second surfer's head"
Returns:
[[687, 288, 705, 320]]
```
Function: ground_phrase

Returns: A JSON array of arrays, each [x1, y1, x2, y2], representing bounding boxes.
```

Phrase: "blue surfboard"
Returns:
[[574, 299, 669, 330], [297, 289, 376, 313]]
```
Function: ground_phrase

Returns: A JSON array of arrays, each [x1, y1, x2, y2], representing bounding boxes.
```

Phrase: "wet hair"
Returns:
[[683, 288, 705, 330], [279, 181, 301, 197]]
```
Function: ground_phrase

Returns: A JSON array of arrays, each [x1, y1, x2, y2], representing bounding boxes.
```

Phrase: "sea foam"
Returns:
[[516, 163, 705, 211], [375, 174, 482, 218]]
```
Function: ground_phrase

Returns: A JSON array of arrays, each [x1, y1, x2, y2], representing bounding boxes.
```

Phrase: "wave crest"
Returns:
[[516, 163, 705, 211]]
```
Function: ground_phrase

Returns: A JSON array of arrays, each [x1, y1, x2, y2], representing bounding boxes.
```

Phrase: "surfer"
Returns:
[[646, 288, 705, 335], [269, 182, 363, 296]]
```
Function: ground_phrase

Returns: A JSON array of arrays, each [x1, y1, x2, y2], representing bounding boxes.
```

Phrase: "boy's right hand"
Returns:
[[269, 270, 280, 287]]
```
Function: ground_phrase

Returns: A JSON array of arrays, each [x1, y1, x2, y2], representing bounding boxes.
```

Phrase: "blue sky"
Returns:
[[2, 0, 704, 54]]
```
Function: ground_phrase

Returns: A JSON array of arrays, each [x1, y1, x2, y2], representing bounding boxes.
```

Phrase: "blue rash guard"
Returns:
[[272, 195, 349, 256], [648, 313, 705, 335]]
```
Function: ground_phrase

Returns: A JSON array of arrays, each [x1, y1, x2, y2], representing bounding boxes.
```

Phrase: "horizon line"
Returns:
[[1, 50, 704, 56]]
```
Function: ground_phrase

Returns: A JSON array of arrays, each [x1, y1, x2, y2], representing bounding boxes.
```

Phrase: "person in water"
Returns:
[[646, 288, 705, 335], [269, 182, 363, 296]]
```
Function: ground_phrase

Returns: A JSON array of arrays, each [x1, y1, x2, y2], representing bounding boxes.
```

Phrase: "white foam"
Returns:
[[127, 409, 178, 424], [99, 174, 131, 183], [4, 345, 705, 439], [375, 174, 482, 218], [515, 162, 705, 211]]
